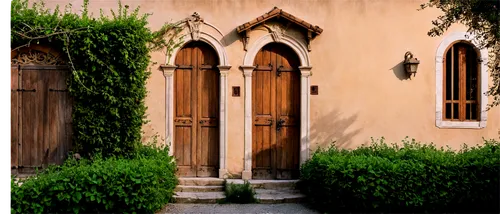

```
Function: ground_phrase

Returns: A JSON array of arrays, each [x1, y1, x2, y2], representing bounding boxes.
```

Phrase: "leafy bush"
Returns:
[[11, 145, 178, 214], [221, 180, 257, 204], [300, 137, 500, 213], [11, 0, 181, 158]]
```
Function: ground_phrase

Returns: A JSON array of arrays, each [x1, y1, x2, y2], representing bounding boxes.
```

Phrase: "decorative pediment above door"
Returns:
[[236, 7, 323, 52]]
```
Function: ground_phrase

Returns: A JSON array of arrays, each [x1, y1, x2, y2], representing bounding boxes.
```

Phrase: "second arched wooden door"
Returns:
[[252, 43, 301, 180]]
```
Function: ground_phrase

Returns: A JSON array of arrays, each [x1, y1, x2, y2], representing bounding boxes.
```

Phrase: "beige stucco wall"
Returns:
[[43, 0, 500, 176]]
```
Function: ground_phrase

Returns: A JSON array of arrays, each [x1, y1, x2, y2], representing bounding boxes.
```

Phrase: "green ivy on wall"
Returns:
[[11, 0, 183, 158]]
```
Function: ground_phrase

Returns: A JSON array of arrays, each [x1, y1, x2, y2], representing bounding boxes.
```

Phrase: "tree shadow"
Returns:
[[249, 110, 361, 179], [309, 109, 361, 150], [391, 60, 411, 81], [221, 28, 241, 47]]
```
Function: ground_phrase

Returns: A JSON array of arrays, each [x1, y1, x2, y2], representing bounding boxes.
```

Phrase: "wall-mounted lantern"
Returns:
[[404, 51, 420, 77]]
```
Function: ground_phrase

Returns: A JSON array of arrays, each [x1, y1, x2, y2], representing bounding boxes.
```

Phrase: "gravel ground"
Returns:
[[158, 203, 320, 214]]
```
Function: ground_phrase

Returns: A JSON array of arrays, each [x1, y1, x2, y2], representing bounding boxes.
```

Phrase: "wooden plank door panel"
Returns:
[[174, 44, 196, 177], [252, 46, 277, 179], [174, 41, 220, 177], [275, 49, 301, 179], [196, 43, 219, 177], [253, 43, 300, 180]]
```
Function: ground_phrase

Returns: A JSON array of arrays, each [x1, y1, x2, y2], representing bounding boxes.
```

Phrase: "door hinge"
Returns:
[[16, 89, 36, 92]]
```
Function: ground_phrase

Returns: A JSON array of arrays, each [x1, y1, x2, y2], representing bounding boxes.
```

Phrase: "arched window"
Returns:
[[443, 42, 480, 121], [435, 32, 488, 129]]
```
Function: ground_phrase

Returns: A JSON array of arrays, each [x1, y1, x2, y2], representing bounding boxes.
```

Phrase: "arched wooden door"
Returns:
[[174, 41, 220, 177], [252, 43, 301, 180]]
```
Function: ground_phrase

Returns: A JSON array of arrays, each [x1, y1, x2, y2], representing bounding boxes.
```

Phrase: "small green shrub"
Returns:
[[221, 180, 257, 204], [300, 137, 500, 213], [11, 144, 177, 214]]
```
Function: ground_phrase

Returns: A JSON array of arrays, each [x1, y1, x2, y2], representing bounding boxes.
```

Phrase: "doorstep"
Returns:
[[173, 178, 305, 204]]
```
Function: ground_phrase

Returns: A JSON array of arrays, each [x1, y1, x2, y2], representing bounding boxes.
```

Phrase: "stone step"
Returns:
[[173, 178, 304, 204], [173, 191, 225, 204], [225, 179, 299, 190], [174, 185, 224, 192], [178, 177, 225, 186], [173, 189, 305, 204], [255, 189, 306, 204]]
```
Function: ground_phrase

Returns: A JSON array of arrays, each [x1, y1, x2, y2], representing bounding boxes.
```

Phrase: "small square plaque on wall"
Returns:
[[311, 85, 318, 95], [232, 86, 240, 97]]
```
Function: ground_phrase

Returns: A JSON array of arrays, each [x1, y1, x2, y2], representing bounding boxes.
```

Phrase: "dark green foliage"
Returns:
[[11, 0, 181, 158], [11, 144, 178, 214], [300, 137, 500, 213], [222, 180, 258, 204]]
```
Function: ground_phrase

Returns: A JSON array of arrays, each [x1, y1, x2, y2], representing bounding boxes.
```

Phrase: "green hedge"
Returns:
[[11, 145, 178, 214], [299, 137, 500, 213]]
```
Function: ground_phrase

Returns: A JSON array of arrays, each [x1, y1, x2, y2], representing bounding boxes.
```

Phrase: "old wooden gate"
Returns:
[[174, 41, 220, 177], [252, 43, 301, 180], [11, 47, 73, 173]]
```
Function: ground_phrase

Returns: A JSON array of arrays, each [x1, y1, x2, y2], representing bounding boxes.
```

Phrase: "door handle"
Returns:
[[276, 119, 285, 131]]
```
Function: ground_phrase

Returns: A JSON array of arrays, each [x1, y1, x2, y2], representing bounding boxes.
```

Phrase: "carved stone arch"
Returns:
[[11, 44, 67, 66], [243, 33, 311, 67], [160, 12, 231, 178], [165, 12, 230, 66]]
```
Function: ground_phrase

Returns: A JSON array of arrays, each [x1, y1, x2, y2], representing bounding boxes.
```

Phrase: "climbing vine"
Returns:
[[11, 0, 183, 158]]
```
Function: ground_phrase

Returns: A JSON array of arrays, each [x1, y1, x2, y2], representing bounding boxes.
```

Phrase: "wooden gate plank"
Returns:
[[21, 68, 38, 167], [41, 69, 50, 168], [48, 70, 60, 165], [47, 68, 71, 165], [11, 66, 19, 168], [63, 69, 73, 163]]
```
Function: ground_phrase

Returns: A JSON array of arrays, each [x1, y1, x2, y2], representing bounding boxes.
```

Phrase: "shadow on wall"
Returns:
[[309, 110, 361, 150], [391, 60, 411, 81], [221, 28, 241, 48]]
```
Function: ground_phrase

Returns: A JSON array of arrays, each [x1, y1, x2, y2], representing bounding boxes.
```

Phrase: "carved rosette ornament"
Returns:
[[186, 12, 203, 41], [11, 49, 65, 65]]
